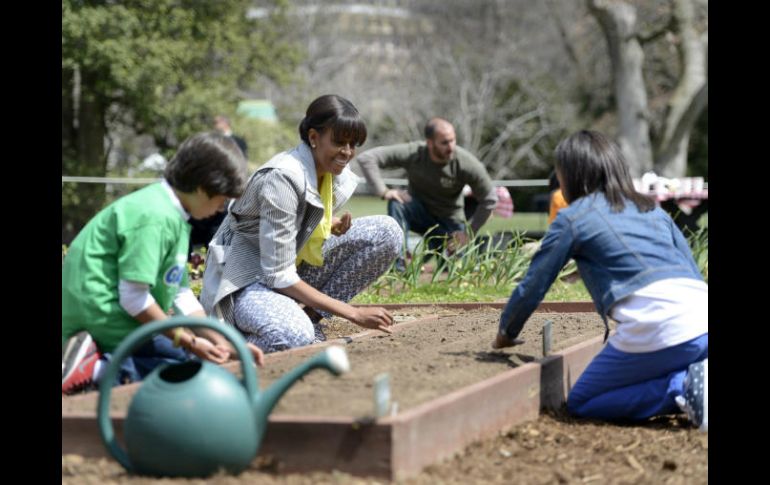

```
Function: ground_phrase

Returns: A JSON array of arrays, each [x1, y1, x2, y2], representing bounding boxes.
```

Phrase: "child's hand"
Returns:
[[212, 343, 233, 361], [190, 337, 230, 364], [212, 342, 265, 366]]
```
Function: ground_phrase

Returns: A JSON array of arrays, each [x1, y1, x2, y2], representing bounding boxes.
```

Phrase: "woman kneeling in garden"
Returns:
[[493, 130, 708, 431], [201, 94, 402, 353]]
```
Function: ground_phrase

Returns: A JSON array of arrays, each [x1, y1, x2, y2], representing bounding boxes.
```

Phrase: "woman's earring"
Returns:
[[311, 144, 316, 148]]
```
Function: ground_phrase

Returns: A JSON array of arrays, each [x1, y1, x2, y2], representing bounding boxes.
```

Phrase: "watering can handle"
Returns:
[[96, 316, 259, 471]]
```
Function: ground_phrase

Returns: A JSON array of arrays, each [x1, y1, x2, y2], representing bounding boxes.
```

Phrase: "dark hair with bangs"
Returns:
[[164, 132, 248, 198], [298, 94, 367, 147], [554, 130, 655, 213]]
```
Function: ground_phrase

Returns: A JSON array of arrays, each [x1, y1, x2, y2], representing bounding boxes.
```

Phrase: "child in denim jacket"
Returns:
[[493, 130, 707, 431]]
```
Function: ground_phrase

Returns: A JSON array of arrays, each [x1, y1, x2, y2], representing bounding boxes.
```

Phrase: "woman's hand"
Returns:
[[277, 282, 393, 335], [331, 211, 352, 236], [351, 307, 395, 334], [245, 342, 265, 366], [492, 333, 525, 349]]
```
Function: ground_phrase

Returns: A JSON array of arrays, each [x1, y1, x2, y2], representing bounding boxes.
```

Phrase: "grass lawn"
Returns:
[[341, 196, 709, 235], [351, 277, 590, 304], [339, 196, 549, 235]]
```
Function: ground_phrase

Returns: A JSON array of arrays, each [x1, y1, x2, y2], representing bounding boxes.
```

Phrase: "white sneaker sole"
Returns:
[[62, 332, 94, 383]]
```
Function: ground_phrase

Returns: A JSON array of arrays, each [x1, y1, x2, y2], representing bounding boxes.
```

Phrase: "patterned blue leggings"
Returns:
[[233, 216, 402, 353]]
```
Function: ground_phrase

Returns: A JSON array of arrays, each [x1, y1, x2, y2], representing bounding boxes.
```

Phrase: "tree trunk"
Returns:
[[62, 70, 107, 244], [589, 0, 653, 177], [654, 0, 708, 177], [62, 67, 75, 168]]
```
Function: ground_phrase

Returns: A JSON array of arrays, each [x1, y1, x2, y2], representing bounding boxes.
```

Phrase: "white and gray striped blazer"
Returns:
[[200, 142, 359, 324]]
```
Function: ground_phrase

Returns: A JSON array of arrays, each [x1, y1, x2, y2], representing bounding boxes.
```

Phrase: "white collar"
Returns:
[[160, 179, 191, 221]]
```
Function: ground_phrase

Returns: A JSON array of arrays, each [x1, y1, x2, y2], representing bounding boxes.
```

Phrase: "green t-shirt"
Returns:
[[62, 182, 191, 352], [355, 142, 494, 222]]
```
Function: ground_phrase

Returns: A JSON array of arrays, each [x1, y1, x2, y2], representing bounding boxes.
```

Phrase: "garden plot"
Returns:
[[259, 308, 605, 417], [63, 303, 627, 480]]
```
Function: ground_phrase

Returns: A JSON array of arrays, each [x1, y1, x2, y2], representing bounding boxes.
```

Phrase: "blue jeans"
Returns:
[[387, 196, 464, 255], [567, 333, 708, 421], [98, 334, 195, 386]]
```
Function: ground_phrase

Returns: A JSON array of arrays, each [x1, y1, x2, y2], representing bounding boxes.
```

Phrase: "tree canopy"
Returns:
[[62, 0, 300, 242]]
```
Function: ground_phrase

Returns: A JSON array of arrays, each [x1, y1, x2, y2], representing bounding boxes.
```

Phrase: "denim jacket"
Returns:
[[499, 192, 703, 342]]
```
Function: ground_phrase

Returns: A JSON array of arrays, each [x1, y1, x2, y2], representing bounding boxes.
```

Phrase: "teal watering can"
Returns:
[[97, 315, 350, 478]]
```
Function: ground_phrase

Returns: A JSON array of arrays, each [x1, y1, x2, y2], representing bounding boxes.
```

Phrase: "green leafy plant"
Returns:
[[360, 222, 708, 305], [687, 227, 708, 282], [361, 228, 539, 302]]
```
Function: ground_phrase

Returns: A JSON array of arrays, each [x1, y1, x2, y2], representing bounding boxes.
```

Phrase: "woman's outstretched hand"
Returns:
[[351, 307, 395, 334]]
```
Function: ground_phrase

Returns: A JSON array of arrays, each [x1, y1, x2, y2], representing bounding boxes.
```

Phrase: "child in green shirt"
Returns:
[[62, 132, 263, 394]]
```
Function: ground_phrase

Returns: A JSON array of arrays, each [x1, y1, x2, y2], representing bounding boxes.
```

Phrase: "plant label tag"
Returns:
[[374, 373, 391, 418], [543, 320, 553, 356]]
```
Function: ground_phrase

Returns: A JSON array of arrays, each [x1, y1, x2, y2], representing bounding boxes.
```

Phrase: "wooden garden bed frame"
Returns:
[[62, 301, 601, 480]]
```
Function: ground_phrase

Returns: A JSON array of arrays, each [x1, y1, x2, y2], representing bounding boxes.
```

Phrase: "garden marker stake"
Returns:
[[374, 373, 391, 418], [543, 320, 553, 357], [97, 316, 350, 478]]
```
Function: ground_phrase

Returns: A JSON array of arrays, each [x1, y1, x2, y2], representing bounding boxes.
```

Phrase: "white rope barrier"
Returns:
[[61, 176, 551, 187], [62, 176, 161, 184], [62, 176, 706, 190]]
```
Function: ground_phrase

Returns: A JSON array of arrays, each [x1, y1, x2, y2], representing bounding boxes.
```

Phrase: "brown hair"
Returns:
[[555, 130, 654, 212]]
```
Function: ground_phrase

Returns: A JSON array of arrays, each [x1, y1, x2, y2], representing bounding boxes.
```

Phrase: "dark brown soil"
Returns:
[[263, 308, 605, 417], [62, 410, 706, 485], [62, 307, 707, 484]]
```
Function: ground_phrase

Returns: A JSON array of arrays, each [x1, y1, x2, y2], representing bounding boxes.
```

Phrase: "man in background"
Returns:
[[355, 117, 497, 268], [213, 115, 248, 158]]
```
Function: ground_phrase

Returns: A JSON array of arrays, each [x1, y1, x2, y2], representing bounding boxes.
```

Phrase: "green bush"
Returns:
[[687, 227, 708, 282]]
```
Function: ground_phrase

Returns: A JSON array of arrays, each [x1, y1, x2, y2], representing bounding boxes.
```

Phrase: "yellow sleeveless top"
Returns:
[[296, 172, 333, 266]]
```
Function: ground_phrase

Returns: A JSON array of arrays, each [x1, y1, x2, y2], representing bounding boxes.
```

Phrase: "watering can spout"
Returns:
[[255, 346, 350, 419]]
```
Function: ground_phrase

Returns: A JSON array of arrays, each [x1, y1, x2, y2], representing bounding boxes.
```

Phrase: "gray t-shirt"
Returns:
[[356, 142, 497, 230]]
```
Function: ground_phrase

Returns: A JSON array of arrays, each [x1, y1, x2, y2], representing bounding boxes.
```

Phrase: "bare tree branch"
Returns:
[[656, 81, 707, 172], [588, 0, 654, 176], [654, 0, 708, 176]]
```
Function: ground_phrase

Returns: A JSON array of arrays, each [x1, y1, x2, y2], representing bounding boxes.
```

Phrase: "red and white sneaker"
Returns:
[[62, 332, 101, 395]]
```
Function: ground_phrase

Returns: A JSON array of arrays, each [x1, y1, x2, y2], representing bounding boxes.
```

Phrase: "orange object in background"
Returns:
[[548, 189, 568, 224]]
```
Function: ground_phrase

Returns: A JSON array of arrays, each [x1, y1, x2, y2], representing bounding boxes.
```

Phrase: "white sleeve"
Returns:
[[118, 280, 156, 316], [173, 287, 205, 315]]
